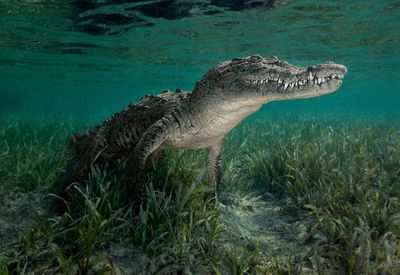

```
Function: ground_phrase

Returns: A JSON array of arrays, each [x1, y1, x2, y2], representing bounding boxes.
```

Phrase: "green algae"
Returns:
[[0, 0, 400, 274], [0, 114, 399, 274]]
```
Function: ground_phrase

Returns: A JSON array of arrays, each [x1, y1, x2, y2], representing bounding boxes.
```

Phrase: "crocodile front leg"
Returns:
[[208, 137, 224, 201], [122, 115, 177, 212]]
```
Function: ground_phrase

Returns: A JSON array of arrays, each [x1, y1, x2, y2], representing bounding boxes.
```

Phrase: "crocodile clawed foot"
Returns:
[[49, 198, 69, 215], [207, 189, 219, 207], [48, 189, 72, 215]]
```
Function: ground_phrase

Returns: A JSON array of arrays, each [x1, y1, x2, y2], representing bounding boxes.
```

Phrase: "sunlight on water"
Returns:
[[0, 0, 399, 115]]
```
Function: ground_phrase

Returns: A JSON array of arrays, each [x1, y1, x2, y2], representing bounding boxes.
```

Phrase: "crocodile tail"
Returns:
[[65, 133, 97, 181], [63, 133, 94, 188], [50, 133, 94, 214], [68, 133, 92, 156]]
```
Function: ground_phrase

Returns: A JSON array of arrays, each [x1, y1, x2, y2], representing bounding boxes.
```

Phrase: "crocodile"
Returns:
[[50, 55, 347, 214]]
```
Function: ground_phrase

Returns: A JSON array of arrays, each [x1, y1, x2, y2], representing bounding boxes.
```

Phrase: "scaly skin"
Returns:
[[50, 55, 347, 214]]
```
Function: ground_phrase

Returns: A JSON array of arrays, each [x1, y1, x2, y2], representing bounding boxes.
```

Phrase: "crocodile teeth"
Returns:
[[289, 83, 294, 88], [309, 71, 313, 80], [283, 83, 289, 90], [278, 79, 283, 84]]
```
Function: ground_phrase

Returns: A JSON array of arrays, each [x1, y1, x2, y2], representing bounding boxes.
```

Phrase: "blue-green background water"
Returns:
[[1, 0, 399, 117]]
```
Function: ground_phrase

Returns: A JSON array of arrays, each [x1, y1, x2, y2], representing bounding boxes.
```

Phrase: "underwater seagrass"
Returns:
[[50, 55, 347, 214]]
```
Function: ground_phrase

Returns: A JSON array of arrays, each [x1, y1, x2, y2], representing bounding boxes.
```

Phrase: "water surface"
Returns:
[[0, 0, 399, 117]]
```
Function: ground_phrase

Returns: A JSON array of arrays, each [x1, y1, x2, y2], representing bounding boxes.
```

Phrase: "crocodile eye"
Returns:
[[232, 58, 244, 63], [250, 55, 263, 61]]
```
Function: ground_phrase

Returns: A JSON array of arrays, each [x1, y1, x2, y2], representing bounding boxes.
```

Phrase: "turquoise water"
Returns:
[[1, 2, 400, 272], [1, 0, 399, 117]]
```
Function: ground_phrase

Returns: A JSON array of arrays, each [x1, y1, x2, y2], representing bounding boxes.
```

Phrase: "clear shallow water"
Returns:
[[0, 0, 399, 117], [1, 2, 400, 272]]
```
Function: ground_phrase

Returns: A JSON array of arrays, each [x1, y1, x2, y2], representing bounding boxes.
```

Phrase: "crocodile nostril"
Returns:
[[325, 61, 334, 64], [264, 55, 279, 64], [269, 56, 278, 61]]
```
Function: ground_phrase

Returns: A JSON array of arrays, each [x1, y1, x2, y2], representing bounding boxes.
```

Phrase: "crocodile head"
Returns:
[[197, 55, 347, 103]]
